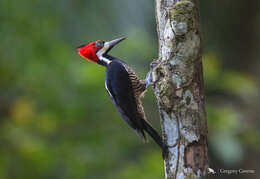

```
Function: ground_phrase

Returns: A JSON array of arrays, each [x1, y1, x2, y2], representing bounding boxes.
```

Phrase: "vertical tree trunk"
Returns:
[[151, 0, 209, 178]]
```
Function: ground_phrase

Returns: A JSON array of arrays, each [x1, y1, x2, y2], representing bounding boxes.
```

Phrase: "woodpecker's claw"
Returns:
[[145, 59, 161, 88], [150, 59, 160, 69]]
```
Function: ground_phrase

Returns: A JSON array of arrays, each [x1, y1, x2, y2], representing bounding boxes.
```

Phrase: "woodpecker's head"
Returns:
[[77, 37, 126, 64]]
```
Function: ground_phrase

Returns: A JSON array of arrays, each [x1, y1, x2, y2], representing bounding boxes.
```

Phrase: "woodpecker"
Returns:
[[77, 37, 163, 150]]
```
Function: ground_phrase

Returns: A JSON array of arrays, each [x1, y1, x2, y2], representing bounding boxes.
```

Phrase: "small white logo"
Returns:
[[208, 168, 216, 174]]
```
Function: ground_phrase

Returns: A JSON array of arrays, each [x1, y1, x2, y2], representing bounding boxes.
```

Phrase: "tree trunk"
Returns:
[[151, 0, 209, 178]]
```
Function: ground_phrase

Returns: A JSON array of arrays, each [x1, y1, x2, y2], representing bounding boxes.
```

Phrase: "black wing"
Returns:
[[105, 61, 145, 137], [105, 60, 164, 149]]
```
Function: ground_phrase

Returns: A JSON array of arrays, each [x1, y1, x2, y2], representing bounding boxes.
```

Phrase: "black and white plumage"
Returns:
[[104, 56, 163, 149], [78, 37, 163, 149]]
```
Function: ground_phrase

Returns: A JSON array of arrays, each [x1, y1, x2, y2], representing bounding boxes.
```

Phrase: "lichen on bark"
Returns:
[[153, 0, 209, 178]]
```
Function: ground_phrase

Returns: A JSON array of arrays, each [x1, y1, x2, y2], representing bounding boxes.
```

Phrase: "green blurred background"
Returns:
[[0, 0, 259, 178]]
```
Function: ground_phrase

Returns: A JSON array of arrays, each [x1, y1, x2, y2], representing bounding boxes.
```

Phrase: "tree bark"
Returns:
[[151, 0, 209, 178]]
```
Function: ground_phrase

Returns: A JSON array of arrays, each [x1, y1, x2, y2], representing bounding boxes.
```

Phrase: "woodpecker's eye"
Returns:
[[95, 41, 104, 48]]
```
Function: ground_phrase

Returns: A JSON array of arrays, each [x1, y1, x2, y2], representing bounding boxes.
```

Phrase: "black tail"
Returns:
[[142, 120, 164, 150]]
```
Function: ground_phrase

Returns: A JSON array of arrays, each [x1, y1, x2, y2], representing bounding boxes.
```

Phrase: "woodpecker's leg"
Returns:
[[145, 70, 152, 88], [145, 59, 160, 88]]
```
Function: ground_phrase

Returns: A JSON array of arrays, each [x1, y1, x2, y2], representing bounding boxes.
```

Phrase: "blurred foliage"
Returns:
[[0, 0, 259, 179]]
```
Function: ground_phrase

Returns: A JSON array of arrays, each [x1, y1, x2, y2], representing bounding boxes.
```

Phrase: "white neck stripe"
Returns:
[[100, 56, 111, 65], [96, 42, 111, 65]]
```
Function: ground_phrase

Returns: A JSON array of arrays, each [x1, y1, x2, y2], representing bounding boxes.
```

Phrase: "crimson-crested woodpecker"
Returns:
[[77, 37, 163, 149]]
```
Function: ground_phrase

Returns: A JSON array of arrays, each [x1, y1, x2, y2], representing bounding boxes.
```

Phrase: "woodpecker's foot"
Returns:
[[150, 59, 160, 69], [145, 59, 161, 88]]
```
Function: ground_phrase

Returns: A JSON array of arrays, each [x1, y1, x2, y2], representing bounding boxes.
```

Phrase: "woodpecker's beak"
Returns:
[[105, 37, 126, 54], [107, 37, 126, 47]]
